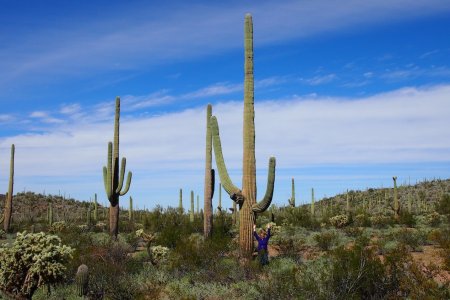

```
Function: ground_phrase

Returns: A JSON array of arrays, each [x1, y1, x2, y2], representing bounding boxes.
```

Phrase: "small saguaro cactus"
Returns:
[[393, 176, 400, 219], [211, 14, 276, 257], [76, 264, 89, 297], [93, 193, 98, 222], [87, 204, 92, 226], [196, 195, 199, 214], [204, 103, 215, 238], [48, 202, 53, 226], [288, 178, 295, 207], [129, 196, 133, 222], [103, 97, 132, 238], [3, 144, 14, 233], [311, 188, 315, 217], [190, 191, 195, 223], [346, 189, 350, 214]]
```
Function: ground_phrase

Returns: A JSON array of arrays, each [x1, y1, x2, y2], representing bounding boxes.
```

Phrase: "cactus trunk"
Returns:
[[129, 196, 133, 222], [204, 104, 214, 237], [93, 193, 98, 222], [179, 188, 183, 212], [288, 178, 295, 207], [3, 144, 14, 233]]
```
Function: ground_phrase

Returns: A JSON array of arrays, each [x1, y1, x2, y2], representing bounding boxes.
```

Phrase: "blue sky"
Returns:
[[1, 0, 450, 210]]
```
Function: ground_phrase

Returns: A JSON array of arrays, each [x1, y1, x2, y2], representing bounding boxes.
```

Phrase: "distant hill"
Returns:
[[303, 178, 449, 214]]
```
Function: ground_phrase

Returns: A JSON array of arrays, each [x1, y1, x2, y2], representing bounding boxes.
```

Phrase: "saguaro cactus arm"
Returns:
[[103, 142, 113, 200], [210, 116, 242, 202], [252, 157, 276, 213]]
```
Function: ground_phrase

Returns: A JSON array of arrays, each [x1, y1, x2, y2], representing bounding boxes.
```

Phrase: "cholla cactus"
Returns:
[[329, 214, 349, 228], [49, 221, 67, 233], [149, 245, 170, 265], [425, 212, 441, 226], [76, 264, 89, 297], [0, 231, 74, 299]]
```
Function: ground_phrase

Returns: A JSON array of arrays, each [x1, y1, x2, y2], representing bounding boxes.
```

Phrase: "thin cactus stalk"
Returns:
[[231, 201, 237, 225], [3, 144, 14, 232], [288, 178, 295, 207], [190, 191, 195, 223], [204, 104, 215, 238], [87, 205, 92, 226], [129, 196, 133, 222], [196, 195, 199, 214], [408, 193, 412, 214], [76, 264, 89, 297], [93, 193, 98, 222], [218, 183, 222, 212], [311, 188, 315, 217], [48, 202, 53, 226], [346, 189, 350, 215], [393, 176, 399, 219], [103, 97, 132, 238], [211, 14, 276, 257]]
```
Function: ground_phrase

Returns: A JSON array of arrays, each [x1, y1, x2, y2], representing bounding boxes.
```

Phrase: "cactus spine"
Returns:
[[393, 176, 399, 219], [76, 264, 89, 297], [288, 178, 295, 207], [204, 104, 215, 238], [190, 191, 195, 222], [103, 97, 132, 238], [311, 188, 315, 217], [211, 14, 276, 257], [3, 144, 14, 232]]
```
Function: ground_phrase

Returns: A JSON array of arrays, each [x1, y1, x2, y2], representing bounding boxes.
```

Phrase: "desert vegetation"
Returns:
[[1, 13, 449, 300]]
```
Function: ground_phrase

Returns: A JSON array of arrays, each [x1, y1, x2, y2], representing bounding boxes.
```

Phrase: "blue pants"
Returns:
[[258, 249, 269, 266]]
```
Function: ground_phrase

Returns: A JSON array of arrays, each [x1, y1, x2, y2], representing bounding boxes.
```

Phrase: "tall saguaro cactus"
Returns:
[[288, 178, 295, 207], [179, 188, 183, 212], [211, 14, 276, 257], [311, 188, 315, 217], [129, 196, 133, 222], [204, 104, 215, 237], [103, 97, 132, 237], [93, 193, 98, 222], [3, 144, 14, 232]]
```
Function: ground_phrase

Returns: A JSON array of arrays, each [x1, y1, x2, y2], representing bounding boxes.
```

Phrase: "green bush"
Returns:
[[313, 230, 340, 251], [0, 231, 74, 299]]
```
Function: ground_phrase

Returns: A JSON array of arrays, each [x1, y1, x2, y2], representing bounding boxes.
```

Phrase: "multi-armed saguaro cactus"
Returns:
[[311, 188, 315, 217], [103, 97, 132, 237], [288, 178, 295, 207], [204, 103, 215, 238], [211, 14, 276, 257], [3, 144, 14, 232], [393, 176, 400, 219]]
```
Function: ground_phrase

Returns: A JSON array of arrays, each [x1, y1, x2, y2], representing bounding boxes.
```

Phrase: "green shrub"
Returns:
[[0, 231, 74, 299], [313, 230, 340, 251]]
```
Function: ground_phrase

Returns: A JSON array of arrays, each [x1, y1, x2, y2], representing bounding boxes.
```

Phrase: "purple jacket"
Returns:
[[254, 228, 271, 251]]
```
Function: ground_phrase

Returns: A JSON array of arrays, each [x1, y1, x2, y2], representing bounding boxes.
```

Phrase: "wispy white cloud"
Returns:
[[303, 74, 337, 85], [2, 0, 450, 85], [0, 114, 15, 123], [381, 65, 450, 81], [1, 84, 450, 207], [181, 83, 243, 99]]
